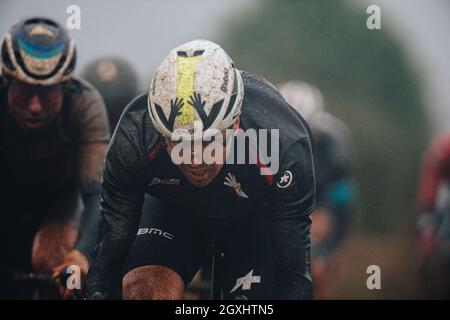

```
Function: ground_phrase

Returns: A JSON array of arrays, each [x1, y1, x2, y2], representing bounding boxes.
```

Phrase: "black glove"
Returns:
[[83, 239, 132, 300]]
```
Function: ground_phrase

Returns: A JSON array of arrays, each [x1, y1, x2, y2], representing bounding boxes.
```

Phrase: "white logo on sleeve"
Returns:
[[149, 177, 180, 186], [224, 173, 248, 198], [276, 170, 293, 188], [230, 269, 261, 293]]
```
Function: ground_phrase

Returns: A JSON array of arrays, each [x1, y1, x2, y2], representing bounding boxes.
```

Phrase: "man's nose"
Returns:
[[189, 143, 205, 165], [29, 95, 43, 114], [190, 150, 204, 165]]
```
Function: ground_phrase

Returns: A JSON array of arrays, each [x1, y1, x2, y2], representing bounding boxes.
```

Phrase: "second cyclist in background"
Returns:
[[0, 17, 110, 299], [416, 131, 450, 298], [279, 81, 355, 299], [81, 57, 139, 132]]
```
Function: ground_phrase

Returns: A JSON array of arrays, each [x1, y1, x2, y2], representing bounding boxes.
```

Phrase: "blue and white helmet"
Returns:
[[1, 17, 76, 85]]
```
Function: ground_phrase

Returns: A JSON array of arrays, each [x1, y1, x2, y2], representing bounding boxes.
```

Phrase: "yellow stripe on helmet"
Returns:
[[176, 55, 202, 126]]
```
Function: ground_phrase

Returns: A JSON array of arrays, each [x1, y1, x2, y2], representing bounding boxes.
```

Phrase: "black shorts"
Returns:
[[123, 194, 278, 299]]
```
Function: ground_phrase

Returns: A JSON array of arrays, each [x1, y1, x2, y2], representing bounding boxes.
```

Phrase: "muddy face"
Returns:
[[7, 79, 63, 131], [165, 118, 239, 187]]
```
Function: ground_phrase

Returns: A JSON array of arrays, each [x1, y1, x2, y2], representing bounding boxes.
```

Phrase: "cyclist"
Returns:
[[0, 17, 110, 298], [416, 131, 450, 298], [279, 81, 354, 298], [81, 57, 139, 132], [85, 39, 316, 300]]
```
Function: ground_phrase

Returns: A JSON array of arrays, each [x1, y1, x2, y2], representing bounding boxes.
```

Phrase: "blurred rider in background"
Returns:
[[0, 17, 109, 299], [279, 81, 354, 299], [416, 131, 450, 298], [81, 57, 139, 132]]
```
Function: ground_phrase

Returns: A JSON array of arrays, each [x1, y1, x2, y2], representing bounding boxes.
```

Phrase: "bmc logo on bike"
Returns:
[[66, 265, 81, 290]]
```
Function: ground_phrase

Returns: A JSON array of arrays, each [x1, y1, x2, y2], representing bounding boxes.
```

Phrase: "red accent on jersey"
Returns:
[[147, 140, 164, 161]]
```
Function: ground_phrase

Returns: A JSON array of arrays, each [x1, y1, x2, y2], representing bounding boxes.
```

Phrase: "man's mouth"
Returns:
[[186, 168, 210, 179], [25, 118, 45, 129]]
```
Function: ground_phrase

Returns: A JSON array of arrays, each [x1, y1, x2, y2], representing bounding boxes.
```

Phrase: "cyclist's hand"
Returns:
[[52, 249, 89, 299]]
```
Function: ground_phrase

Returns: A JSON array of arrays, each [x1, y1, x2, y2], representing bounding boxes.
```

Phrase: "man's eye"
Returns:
[[170, 139, 182, 146], [40, 88, 59, 98], [202, 138, 217, 147], [202, 142, 210, 147]]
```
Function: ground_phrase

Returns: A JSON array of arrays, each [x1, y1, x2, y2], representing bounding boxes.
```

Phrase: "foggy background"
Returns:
[[0, 0, 256, 91], [1, 0, 449, 299], [1, 0, 448, 132]]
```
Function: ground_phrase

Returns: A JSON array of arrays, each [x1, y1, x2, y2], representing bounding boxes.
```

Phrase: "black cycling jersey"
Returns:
[[0, 75, 110, 266], [85, 71, 316, 299]]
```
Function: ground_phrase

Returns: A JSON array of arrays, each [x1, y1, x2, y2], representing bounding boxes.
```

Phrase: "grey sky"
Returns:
[[0, 0, 254, 89], [357, 0, 450, 133], [1, 0, 449, 132]]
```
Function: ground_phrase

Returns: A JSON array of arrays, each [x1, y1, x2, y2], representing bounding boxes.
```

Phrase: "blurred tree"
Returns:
[[220, 0, 429, 234]]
